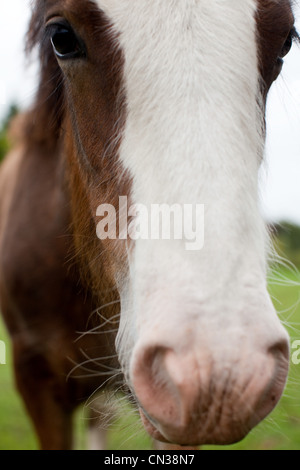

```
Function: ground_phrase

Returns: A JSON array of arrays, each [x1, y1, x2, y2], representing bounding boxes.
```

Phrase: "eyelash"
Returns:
[[291, 26, 300, 42]]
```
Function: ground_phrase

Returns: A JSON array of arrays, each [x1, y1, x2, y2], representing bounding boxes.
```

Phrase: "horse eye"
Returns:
[[50, 24, 85, 60], [279, 30, 294, 59]]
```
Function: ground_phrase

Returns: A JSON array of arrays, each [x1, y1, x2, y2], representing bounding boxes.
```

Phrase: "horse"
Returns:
[[0, 0, 297, 450]]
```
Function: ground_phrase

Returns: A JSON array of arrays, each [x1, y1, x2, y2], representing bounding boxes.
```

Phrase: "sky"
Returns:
[[1, 0, 300, 225]]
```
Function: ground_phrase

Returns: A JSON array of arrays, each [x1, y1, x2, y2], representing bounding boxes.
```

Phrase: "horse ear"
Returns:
[[24, 0, 65, 151]]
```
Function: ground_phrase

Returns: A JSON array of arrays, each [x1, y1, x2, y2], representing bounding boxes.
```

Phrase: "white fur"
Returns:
[[94, 0, 286, 378]]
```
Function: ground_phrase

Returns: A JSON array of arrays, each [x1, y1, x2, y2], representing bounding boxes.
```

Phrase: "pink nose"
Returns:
[[131, 339, 289, 446]]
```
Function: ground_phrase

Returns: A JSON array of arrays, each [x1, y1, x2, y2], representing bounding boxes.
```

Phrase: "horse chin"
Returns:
[[138, 406, 252, 448], [139, 408, 169, 444]]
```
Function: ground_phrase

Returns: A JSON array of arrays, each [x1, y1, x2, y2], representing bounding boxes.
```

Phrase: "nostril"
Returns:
[[133, 345, 175, 401], [131, 345, 177, 415], [250, 336, 290, 428], [268, 337, 290, 363], [267, 335, 290, 392], [142, 345, 172, 379], [131, 344, 194, 432]]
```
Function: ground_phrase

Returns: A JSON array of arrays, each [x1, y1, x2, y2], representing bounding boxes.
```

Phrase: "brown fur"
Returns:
[[0, 0, 127, 450]]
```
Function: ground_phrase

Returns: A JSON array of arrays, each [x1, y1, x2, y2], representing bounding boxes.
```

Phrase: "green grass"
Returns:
[[0, 322, 38, 450], [1, 268, 300, 450]]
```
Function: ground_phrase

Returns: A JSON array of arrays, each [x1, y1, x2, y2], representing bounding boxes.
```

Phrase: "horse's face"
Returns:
[[42, 0, 295, 445]]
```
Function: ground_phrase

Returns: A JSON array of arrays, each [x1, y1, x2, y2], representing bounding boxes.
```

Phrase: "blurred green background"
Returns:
[[1, 109, 300, 450], [0, 104, 18, 163]]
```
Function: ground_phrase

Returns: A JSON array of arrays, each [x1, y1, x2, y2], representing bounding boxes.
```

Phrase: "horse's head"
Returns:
[[32, 0, 295, 445]]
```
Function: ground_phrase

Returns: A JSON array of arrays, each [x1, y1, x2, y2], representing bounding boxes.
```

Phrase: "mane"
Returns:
[[24, 0, 65, 151]]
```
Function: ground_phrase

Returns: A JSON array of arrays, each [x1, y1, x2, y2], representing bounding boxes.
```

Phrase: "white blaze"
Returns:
[[94, 0, 269, 372]]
